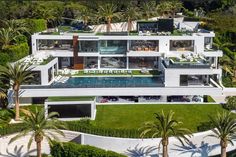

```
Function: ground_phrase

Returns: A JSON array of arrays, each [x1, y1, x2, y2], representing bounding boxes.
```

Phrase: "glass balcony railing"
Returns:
[[162, 60, 211, 69]]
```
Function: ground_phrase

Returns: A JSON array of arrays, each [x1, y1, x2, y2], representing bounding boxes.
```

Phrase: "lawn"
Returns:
[[93, 104, 227, 132], [47, 96, 95, 102]]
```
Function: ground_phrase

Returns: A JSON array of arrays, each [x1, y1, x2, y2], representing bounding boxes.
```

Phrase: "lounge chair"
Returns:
[[128, 70, 132, 74], [109, 70, 113, 74], [121, 70, 125, 74], [84, 70, 88, 74]]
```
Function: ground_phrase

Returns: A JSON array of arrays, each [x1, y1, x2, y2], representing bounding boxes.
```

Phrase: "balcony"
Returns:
[[38, 40, 73, 51], [162, 57, 211, 69]]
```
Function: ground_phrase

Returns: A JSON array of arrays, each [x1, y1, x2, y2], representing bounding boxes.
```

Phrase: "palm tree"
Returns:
[[97, 3, 121, 32], [141, 1, 157, 21], [157, 0, 183, 18], [139, 110, 192, 157], [9, 108, 66, 157], [219, 55, 233, 76], [208, 112, 236, 157], [0, 62, 34, 121], [123, 4, 140, 32], [0, 28, 17, 48], [1, 19, 29, 35], [78, 6, 94, 26]]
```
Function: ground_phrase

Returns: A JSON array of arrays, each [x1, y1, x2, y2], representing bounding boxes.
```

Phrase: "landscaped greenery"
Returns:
[[51, 141, 126, 157], [47, 96, 95, 102], [93, 104, 227, 132]]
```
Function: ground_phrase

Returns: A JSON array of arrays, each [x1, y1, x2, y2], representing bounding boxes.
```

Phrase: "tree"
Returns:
[[0, 62, 34, 121], [97, 3, 121, 32], [208, 112, 236, 157], [77, 6, 94, 26], [9, 108, 66, 157], [139, 110, 192, 157], [141, 1, 157, 20], [1, 19, 29, 35], [224, 96, 236, 110], [123, 3, 140, 32], [0, 28, 17, 49], [157, 0, 183, 18], [219, 55, 233, 76]]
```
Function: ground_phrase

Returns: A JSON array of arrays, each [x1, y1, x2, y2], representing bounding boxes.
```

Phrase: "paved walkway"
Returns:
[[0, 130, 235, 157]]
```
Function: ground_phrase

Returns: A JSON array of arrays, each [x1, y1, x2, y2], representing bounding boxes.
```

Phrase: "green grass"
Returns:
[[93, 104, 227, 132], [47, 96, 95, 102], [206, 96, 216, 102]]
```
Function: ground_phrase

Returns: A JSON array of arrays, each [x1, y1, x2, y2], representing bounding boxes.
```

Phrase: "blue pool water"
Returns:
[[53, 77, 163, 88]]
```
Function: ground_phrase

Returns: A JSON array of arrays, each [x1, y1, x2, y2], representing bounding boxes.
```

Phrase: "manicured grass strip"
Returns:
[[47, 96, 95, 102], [93, 104, 226, 132], [206, 96, 216, 102]]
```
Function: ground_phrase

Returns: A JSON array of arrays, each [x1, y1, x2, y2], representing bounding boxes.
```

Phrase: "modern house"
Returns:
[[10, 18, 223, 119]]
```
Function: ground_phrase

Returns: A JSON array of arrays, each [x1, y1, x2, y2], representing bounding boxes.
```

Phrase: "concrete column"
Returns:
[[126, 57, 129, 69], [98, 57, 101, 69]]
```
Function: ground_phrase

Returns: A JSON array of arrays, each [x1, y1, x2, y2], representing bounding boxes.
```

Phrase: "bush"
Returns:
[[65, 119, 140, 138], [0, 53, 10, 65], [197, 121, 214, 132], [23, 19, 47, 33], [223, 96, 236, 110], [50, 141, 126, 157], [15, 35, 28, 44], [2, 42, 29, 62]]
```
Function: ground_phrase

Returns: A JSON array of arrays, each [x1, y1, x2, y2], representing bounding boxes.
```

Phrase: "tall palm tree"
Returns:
[[97, 3, 121, 32], [0, 62, 34, 121], [140, 110, 192, 157], [123, 4, 140, 32], [141, 1, 157, 21], [208, 112, 236, 157], [9, 108, 66, 157]]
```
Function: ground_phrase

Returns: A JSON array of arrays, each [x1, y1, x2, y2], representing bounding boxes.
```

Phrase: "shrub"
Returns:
[[15, 35, 28, 44], [65, 120, 140, 138], [2, 42, 29, 62], [0, 53, 10, 65], [197, 121, 214, 132], [223, 96, 236, 110], [23, 19, 47, 33], [50, 141, 126, 157]]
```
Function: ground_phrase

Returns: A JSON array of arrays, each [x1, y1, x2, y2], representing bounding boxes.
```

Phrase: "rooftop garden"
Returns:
[[40, 56, 55, 65]]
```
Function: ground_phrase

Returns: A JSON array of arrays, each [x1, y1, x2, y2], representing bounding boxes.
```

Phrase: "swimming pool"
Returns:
[[52, 77, 164, 88]]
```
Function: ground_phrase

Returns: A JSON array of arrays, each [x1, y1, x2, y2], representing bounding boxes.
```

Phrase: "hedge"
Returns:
[[50, 141, 126, 157], [2, 42, 29, 62], [66, 120, 141, 138]]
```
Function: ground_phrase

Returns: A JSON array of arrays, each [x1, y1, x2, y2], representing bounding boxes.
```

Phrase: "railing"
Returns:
[[162, 60, 211, 69]]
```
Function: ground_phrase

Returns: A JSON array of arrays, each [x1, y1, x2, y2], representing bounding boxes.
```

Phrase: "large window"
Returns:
[[130, 40, 159, 51], [84, 57, 98, 69], [129, 57, 158, 69], [100, 57, 126, 69], [38, 40, 73, 50], [180, 75, 209, 86], [79, 41, 98, 52], [170, 40, 194, 51], [58, 57, 73, 69], [99, 40, 127, 54]]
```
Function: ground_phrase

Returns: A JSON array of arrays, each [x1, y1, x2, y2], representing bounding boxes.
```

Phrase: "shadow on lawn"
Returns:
[[172, 141, 219, 157], [125, 144, 158, 157]]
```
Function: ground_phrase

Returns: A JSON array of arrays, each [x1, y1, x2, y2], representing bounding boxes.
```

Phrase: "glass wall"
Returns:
[[130, 40, 159, 51], [170, 40, 194, 51], [180, 75, 209, 86], [129, 57, 158, 69], [79, 41, 98, 52], [84, 57, 98, 69], [31, 71, 41, 85], [99, 40, 127, 54], [38, 40, 73, 50], [48, 67, 53, 82], [58, 57, 73, 69], [100, 57, 126, 69]]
